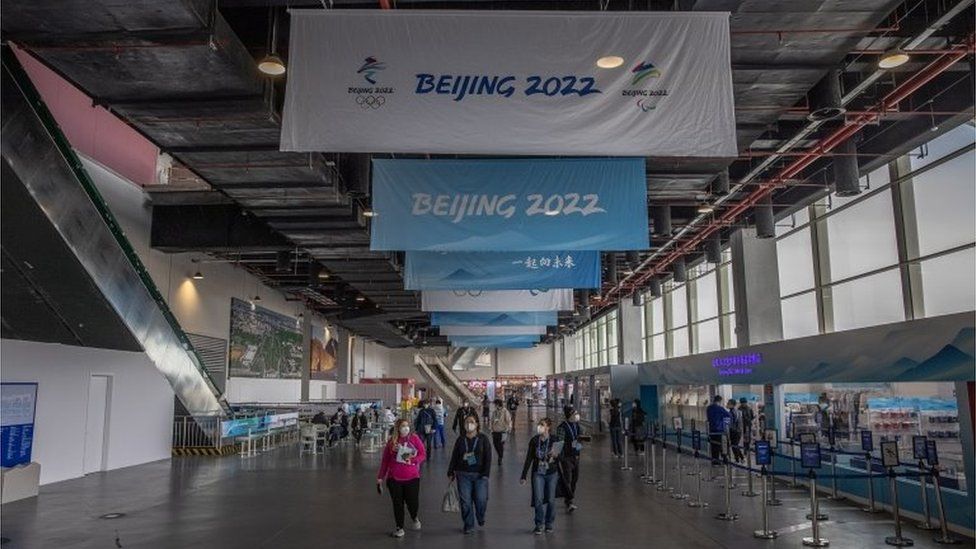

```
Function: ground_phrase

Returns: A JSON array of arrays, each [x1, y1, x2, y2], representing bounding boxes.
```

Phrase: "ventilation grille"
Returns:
[[187, 332, 227, 393]]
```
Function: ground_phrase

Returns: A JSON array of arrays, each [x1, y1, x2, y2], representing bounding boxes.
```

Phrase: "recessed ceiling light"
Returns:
[[697, 203, 715, 214], [191, 271, 204, 280], [355, 296, 366, 302], [878, 49, 910, 69], [362, 209, 377, 218], [257, 54, 287, 76], [596, 56, 625, 69], [318, 271, 330, 279], [253, 294, 262, 302]]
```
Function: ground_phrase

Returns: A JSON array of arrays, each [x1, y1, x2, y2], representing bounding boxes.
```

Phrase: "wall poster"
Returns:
[[228, 298, 302, 378]]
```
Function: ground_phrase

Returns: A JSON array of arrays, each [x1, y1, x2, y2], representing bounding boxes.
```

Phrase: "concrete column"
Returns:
[[619, 301, 644, 364], [335, 328, 352, 384], [730, 227, 784, 345], [300, 310, 312, 401]]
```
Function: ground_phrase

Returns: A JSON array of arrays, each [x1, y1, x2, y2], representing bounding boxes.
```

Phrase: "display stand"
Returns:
[[801, 443, 828, 547], [742, 445, 758, 497], [861, 431, 882, 513], [657, 428, 671, 492], [882, 441, 913, 547], [687, 433, 708, 509], [927, 440, 960, 545], [765, 429, 782, 506], [645, 424, 658, 485], [715, 435, 738, 521], [912, 436, 936, 530], [827, 428, 842, 501], [753, 441, 776, 539], [671, 428, 688, 500]]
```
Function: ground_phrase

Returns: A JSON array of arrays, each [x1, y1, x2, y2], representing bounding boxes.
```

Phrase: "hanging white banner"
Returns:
[[421, 289, 573, 312], [439, 325, 548, 336], [281, 10, 736, 156]]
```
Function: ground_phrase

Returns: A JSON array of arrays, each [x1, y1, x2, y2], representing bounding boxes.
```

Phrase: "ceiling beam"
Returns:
[[151, 204, 291, 252]]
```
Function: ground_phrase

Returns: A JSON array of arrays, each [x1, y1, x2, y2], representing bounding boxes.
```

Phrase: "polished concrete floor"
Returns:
[[2, 419, 973, 549]]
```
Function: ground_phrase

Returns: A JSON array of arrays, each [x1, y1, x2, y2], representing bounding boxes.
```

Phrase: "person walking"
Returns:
[[739, 397, 755, 452], [351, 409, 368, 445], [555, 406, 583, 513], [376, 419, 427, 538], [489, 398, 512, 466], [706, 395, 731, 465], [608, 399, 623, 458], [447, 415, 492, 535], [433, 398, 448, 449], [414, 400, 436, 452], [727, 398, 744, 462], [520, 418, 561, 535], [453, 401, 477, 435], [481, 395, 491, 425], [630, 399, 647, 456]]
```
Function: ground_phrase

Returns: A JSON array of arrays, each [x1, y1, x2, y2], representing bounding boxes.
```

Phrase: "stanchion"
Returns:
[[621, 429, 633, 471], [742, 447, 758, 497], [753, 466, 777, 539], [827, 445, 842, 500], [884, 468, 914, 546], [687, 451, 708, 508], [715, 459, 738, 521], [645, 433, 658, 485], [916, 459, 936, 530], [790, 441, 799, 488], [671, 434, 688, 500], [931, 468, 961, 545], [862, 453, 882, 513], [767, 445, 782, 506], [640, 439, 650, 479], [802, 469, 829, 547], [658, 432, 671, 492]]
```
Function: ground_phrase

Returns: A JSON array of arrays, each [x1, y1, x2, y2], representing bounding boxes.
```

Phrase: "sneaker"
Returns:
[[391, 528, 405, 538], [567, 504, 578, 513], [463, 529, 474, 536], [545, 526, 554, 533], [411, 518, 422, 531], [533, 527, 544, 535]]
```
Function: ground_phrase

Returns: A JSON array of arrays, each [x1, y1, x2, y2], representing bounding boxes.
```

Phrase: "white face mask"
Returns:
[[537, 425, 547, 435], [572, 414, 580, 422], [399, 426, 410, 437], [465, 422, 477, 433]]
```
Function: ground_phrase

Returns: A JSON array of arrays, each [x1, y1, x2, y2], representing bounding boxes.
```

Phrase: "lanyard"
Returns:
[[564, 421, 578, 439], [464, 435, 479, 454], [537, 436, 550, 459]]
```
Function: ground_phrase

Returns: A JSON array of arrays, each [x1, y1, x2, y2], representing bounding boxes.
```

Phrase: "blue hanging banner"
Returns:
[[430, 311, 557, 327], [370, 158, 649, 251], [405, 251, 600, 290], [449, 335, 541, 348]]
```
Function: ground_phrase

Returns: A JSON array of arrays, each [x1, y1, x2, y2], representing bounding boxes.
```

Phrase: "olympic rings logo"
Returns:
[[356, 95, 386, 109], [451, 290, 484, 297]]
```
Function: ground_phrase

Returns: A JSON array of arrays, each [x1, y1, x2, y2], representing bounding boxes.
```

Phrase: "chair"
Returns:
[[299, 425, 318, 456]]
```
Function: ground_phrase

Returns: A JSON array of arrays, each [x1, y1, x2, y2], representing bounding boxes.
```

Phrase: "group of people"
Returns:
[[607, 398, 649, 458], [375, 401, 585, 537], [705, 395, 758, 464], [311, 400, 375, 447]]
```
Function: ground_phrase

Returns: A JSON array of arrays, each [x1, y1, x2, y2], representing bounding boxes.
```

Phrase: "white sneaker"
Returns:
[[391, 528, 405, 538], [411, 518, 422, 531]]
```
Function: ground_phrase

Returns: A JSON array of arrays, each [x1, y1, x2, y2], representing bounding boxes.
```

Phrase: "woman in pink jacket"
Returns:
[[377, 418, 427, 538]]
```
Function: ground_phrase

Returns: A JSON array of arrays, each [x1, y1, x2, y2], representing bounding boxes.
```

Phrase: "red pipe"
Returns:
[[379, 0, 392, 8], [609, 39, 972, 302]]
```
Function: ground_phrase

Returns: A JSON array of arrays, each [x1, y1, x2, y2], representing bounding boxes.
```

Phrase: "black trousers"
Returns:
[[560, 455, 579, 505], [631, 435, 644, 454], [610, 428, 623, 456], [709, 434, 723, 462], [387, 478, 420, 529], [729, 431, 744, 462], [491, 432, 505, 462]]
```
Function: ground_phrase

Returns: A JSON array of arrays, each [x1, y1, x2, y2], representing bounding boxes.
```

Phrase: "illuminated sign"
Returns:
[[711, 353, 762, 376]]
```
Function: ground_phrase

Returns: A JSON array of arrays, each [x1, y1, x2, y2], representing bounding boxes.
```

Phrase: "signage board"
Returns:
[[799, 432, 817, 445], [430, 311, 556, 327], [422, 289, 573, 312], [672, 416, 683, 431], [405, 250, 601, 290], [880, 440, 900, 468], [925, 440, 939, 467], [912, 435, 928, 461], [861, 430, 874, 452], [282, 10, 736, 157], [755, 440, 772, 466], [449, 335, 540, 348], [370, 158, 649, 251], [800, 442, 821, 469], [439, 325, 547, 336], [691, 430, 702, 452], [0, 383, 38, 467]]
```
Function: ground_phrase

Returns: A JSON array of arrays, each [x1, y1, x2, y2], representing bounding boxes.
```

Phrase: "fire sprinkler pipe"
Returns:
[[608, 37, 972, 303]]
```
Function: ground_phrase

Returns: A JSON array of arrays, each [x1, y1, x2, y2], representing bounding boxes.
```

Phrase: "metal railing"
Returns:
[[172, 415, 223, 449]]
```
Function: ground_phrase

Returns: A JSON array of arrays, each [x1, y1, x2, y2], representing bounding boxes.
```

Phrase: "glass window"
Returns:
[[650, 298, 664, 334], [671, 327, 689, 357], [719, 263, 736, 313], [781, 291, 820, 340], [831, 269, 904, 331], [911, 123, 976, 171], [910, 147, 976, 257], [777, 227, 815, 296], [651, 334, 666, 361], [776, 207, 810, 237], [695, 318, 721, 353], [826, 189, 898, 281], [670, 284, 688, 328], [693, 271, 718, 321], [725, 314, 738, 349], [920, 248, 976, 318]]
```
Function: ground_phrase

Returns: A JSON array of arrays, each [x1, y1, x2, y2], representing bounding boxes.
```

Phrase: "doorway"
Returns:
[[83, 374, 112, 474]]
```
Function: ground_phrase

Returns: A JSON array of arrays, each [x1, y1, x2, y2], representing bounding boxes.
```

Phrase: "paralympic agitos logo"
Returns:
[[348, 56, 394, 109], [622, 60, 667, 113]]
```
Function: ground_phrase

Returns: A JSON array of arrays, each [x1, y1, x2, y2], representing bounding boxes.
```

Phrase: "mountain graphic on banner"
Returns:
[[487, 314, 527, 327], [441, 268, 483, 282]]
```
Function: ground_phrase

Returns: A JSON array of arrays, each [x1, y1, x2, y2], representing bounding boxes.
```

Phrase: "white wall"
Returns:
[[0, 339, 174, 485], [84, 156, 322, 403], [497, 344, 554, 377], [351, 339, 417, 380]]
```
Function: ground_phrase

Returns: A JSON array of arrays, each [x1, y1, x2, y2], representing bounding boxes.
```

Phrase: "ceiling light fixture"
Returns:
[[596, 56, 625, 69], [191, 271, 204, 280], [362, 209, 377, 218], [355, 296, 366, 302], [878, 48, 910, 69], [257, 8, 286, 76], [697, 203, 715, 214], [253, 294, 262, 302]]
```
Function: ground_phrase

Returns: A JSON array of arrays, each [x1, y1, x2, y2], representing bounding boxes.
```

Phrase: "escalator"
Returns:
[[415, 349, 482, 407], [1, 47, 229, 417]]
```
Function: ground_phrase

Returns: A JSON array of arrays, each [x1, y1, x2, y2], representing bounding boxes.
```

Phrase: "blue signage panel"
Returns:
[[1, 383, 38, 467], [449, 335, 540, 348], [913, 435, 928, 460], [430, 311, 557, 327], [925, 440, 939, 466], [755, 440, 772, 466], [692, 430, 701, 451], [861, 430, 874, 452], [405, 251, 601, 290], [370, 158, 649, 251], [800, 442, 821, 469]]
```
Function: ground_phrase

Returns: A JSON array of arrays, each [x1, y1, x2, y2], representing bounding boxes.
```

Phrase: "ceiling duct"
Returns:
[[631, 292, 643, 307], [606, 253, 618, 285], [307, 262, 322, 284], [649, 277, 662, 298], [755, 195, 775, 239], [672, 256, 687, 283], [626, 251, 640, 268], [705, 234, 722, 264], [711, 169, 730, 196], [650, 205, 672, 237], [275, 250, 290, 273], [832, 139, 862, 197], [807, 69, 846, 122], [338, 153, 371, 196]]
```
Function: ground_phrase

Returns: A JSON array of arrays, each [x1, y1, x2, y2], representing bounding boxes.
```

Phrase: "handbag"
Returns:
[[442, 479, 460, 513]]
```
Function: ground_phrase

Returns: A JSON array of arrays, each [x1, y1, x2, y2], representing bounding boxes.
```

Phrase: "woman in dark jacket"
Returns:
[[630, 399, 647, 455], [608, 399, 623, 458], [447, 415, 492, 535], [520, 418, 560, 535]]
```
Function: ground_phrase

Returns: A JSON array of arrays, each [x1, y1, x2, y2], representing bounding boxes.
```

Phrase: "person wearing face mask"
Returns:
[[555, 406, 583, 513], [447, 415, 492, 535], [521, 418, 561, 535], [629, 399, 647, 456], [432, 398, 448, 449], [414, 400, 436, 452], [377, 419, 427, 538], [481, 395, 491, 424], [453, 401, 477, 435], [490, 398, 512, 466], [608, 399, 623, 459]]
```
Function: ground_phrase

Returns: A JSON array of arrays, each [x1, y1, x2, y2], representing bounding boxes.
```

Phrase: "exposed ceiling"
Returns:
[[3, 0, 972, 347]]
